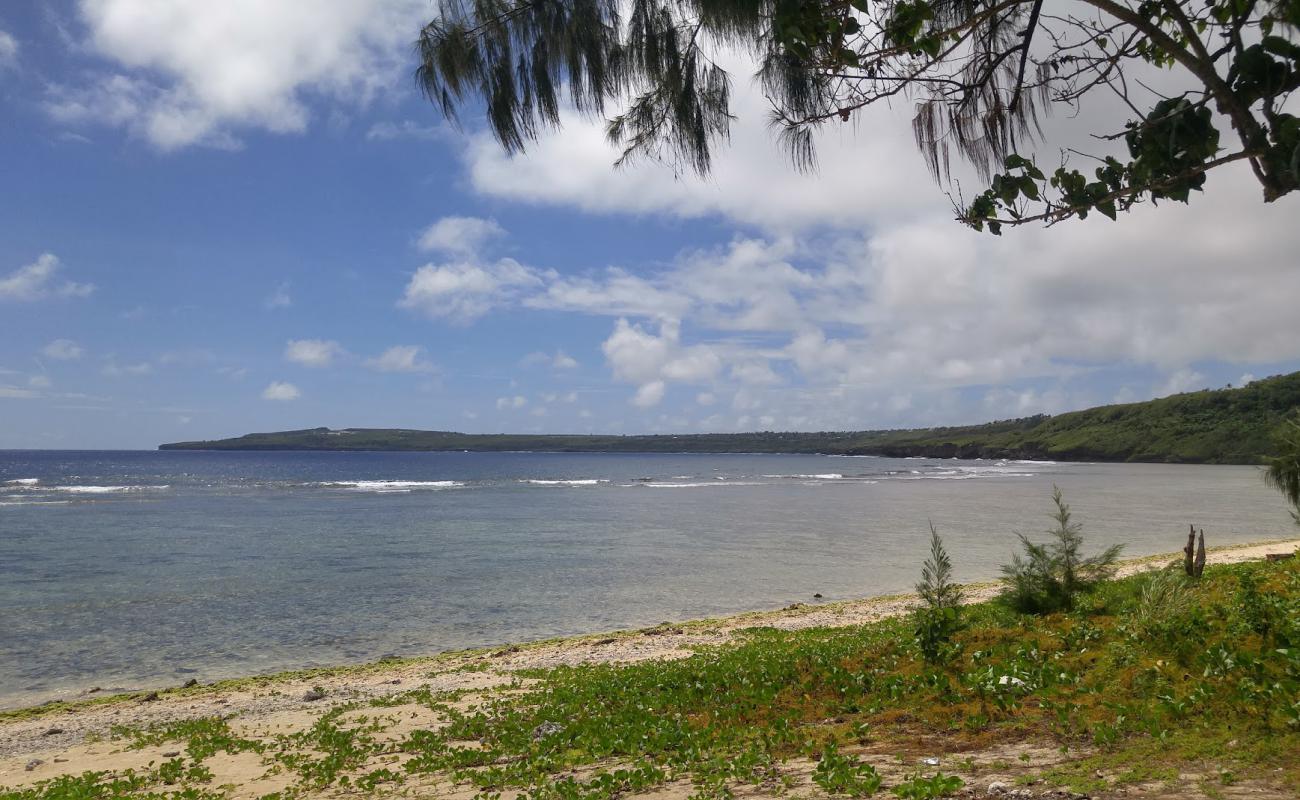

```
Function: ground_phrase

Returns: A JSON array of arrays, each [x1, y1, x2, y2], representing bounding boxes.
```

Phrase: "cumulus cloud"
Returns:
[[284, 338, 344, 367], [0, 254, 94, 301], [41, 339, 84, 360], [46, 0, 427, 149], [458, 52, 940, 232], [496, 395, 527, 410], [601, 319, 723, 407], [399, 175, 1300, 422], [365, 345, 435, 373], [262, 381, 300, 401], [417, 216, 506, 256], [399, 258, 545, 322]]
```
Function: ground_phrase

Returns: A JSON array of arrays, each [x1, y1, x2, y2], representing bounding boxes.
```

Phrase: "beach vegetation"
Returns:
[[999, 488, 1123, 614], [813, 742, 884, 795], [912, 524, 963, 664], [1265, 412, 1300, 525], [889, 771, 964, 798]]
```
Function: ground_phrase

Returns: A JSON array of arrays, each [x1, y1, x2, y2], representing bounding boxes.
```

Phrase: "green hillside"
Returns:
[[159, 371, 1300, 464]]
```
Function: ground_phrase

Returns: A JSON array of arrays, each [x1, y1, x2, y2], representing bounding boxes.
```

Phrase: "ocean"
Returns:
[[0, 449, 1292, 709]]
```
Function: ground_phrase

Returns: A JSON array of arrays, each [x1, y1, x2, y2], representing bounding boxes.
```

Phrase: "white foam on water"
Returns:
[[641, 481, 765, 488], [318, 480, 465, 492], [4, 478, 39, 485], [47, 485, 170, 494], [0, 500, 73, 506], [521, 479, 608, 486], [762, 473, 844, 480]]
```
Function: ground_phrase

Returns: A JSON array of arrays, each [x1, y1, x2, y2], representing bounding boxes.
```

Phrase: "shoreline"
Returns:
[[5, 534, 1295, 719], [3, 535, 1296, 768]]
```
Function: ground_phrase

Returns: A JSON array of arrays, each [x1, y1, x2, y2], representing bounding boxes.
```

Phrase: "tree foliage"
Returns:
[[416, 0, 1300, 229], [1265, 412, 1300, 525], [913, 523, 964, 662], [1000, 487, 1123, 613]]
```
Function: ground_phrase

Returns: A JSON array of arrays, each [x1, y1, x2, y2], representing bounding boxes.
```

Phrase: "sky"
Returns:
[[1, 1, 1298, 450]]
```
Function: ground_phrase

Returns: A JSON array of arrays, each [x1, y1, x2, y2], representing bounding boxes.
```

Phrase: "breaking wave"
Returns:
[[316, 480, 465, 492]]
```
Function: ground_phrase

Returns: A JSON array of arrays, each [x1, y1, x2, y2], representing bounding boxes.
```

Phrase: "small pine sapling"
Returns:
[[914, 523, 964, 663], [999, 487, 1124, 614]]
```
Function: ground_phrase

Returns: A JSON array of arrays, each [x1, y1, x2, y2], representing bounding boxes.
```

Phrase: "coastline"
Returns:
[[3, 534, 1297, 783]]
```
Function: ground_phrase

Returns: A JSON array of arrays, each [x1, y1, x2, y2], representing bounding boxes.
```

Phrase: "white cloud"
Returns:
[[29, 375, 52, 389], [0, 254, 94, 301], [366, 120, 443, 141], [417, 216, 506, 256], [399, 258, 544, 322], [365, 345, 435, 373], [102, 359, 153, 377], [730, 361, 781, 386], [1157, 368, 1209, 398], [696, 392, 716, 406], [526, 268, 692, 320], [41, 339, 84, 360], [496, 395, 527, 410], [264, 281, 292, 309], [262, 381, 300, 401], [632, 380, 666, 408], [0, 29, 18, 67], [459, 52, 939, 232], [47, 0, 427, 149], [400, 169, 1300, 426], [522, 349, 580, 370], [601, 319, 722, 407], [552, 350, 579, 370], [0, 386, 40, 399], [285, 338, 343, 367]]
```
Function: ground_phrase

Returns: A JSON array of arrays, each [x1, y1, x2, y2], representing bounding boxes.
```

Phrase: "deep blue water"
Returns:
[[0, 449, 1292, 708]]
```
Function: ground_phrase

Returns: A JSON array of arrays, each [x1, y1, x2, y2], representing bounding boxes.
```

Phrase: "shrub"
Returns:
[[813, 743, 883, 796], [999, 487, 1123, 615], [1265, 413, 1300, 526], [891, 772, 964, 799], [913, 524, 964, 663]]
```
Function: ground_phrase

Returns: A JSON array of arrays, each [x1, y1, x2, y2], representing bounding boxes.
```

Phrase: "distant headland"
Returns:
[[160, 371, 1300, 465]]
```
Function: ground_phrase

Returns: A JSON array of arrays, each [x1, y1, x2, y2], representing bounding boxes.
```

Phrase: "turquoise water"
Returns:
[[0, 449, 1292, 708]]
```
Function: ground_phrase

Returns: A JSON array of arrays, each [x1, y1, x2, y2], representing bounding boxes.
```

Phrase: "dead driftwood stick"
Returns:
[[1194, 529, 1206, 578], [1184, 526, 1207, 577]]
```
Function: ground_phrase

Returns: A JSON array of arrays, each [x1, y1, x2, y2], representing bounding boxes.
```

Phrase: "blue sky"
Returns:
[[1, 1, 1298, 449]]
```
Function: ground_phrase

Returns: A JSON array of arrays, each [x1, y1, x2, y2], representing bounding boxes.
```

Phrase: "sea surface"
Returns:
[[0, 449, 1293, 708]]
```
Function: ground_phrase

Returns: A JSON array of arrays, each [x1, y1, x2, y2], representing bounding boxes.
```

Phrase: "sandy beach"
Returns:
[[2, 536, 1297, 798]]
